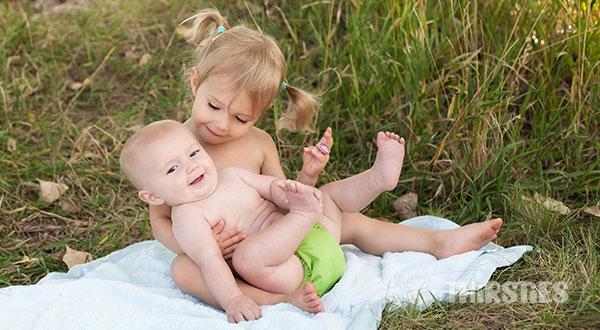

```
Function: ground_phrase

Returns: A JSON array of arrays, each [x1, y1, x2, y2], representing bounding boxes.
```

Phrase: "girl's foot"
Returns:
[[432, 218, 503, 259], [372, 131, 405, 191], [283, 282, 324, 313]]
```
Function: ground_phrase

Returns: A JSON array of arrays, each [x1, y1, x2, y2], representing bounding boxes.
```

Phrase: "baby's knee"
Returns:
[[231, 248, 254, 277]]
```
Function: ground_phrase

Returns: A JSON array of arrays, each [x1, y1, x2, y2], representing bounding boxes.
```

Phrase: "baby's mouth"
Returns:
[[189, 174, 204, 185]]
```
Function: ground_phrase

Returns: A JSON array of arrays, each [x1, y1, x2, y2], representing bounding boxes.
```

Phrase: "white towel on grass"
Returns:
[[0, 216, 532, 329]]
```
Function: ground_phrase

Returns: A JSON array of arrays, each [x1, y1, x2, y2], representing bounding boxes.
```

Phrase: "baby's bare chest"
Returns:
[[200, 174, 270, 231]]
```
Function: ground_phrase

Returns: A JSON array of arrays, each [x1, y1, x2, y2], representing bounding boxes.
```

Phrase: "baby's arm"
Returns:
[[231, 167, 288, 209], [150, 204, 244, 259], [149, 204, 183, 254], [234, 168, 319, 211], [171, 206, 259, 318]]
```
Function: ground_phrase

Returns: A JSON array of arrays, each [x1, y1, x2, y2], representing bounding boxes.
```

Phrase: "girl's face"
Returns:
[[190, 72, 261, 145]]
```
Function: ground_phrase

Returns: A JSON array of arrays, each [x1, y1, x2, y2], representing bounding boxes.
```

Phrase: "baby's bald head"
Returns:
[[120, 120, 192, 190]]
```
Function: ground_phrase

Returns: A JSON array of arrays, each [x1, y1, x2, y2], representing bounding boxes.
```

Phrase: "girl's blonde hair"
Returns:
[[183, 8, 318, 132]]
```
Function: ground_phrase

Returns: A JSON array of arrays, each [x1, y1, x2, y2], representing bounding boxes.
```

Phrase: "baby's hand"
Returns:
[[224, 294, 261, 323], [301, 127, 333, 181], [211, 220, 246, 260]]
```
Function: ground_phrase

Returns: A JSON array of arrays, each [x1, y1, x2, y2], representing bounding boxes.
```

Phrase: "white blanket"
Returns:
[[0, 216, 531, 329]]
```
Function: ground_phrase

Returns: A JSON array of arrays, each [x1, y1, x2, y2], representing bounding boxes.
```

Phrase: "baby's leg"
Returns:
[[232, 182, 322, 294], [320, 132, 405, 213], [171, 255, 324, 312]]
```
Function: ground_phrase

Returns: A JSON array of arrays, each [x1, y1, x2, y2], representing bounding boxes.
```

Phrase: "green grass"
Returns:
[[1, 0, 599, 328]]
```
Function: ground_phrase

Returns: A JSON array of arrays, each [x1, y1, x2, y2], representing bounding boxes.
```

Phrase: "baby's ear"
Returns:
[[138, 190, 164, 205]]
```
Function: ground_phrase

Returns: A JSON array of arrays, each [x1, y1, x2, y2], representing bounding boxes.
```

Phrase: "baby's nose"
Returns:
[[187, 162, 200, 174]]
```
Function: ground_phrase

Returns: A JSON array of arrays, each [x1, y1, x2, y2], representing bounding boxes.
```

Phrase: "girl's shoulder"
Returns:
[[246, 127, 277, 150]]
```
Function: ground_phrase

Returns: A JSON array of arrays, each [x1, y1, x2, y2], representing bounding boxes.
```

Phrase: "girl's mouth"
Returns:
[[190, 174, 204, 185], [206, 127, 224, 137]]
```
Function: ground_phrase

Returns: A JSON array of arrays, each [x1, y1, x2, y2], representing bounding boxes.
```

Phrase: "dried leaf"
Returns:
[[533, 192, 571, 215], [392, 192, 418, 220], [68, 81, 83, 90], [82, 78, 92, 87], [62, 245, 93, 269], [38, 179, 69, 203], [125, 48, 140, 60], [59, 200, 81, 214], [14, 255, 40, 265], [7, 138, 16, 152], [138, 53, 151, 66], [583, 206, 600, 217]]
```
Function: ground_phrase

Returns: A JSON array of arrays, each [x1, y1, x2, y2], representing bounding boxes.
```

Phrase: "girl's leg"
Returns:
[[320, 132, 405, 213], [171, 255, 323, 312], [339, 212, 503, 258]]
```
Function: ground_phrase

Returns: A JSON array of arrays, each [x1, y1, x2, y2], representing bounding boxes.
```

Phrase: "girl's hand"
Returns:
[[211, 220, 246, 259], [301, 127, 333, 181]]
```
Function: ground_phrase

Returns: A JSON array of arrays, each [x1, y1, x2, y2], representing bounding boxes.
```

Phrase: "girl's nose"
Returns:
[[215, 113, 229, 132]]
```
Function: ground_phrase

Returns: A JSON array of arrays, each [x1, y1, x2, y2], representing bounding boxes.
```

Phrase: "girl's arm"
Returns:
[[260, 128, 333, 187]]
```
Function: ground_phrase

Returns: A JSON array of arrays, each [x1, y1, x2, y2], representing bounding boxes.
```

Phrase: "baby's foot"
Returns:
[[279, 180, 323, 216], [372, 131, 405, 191], [283, 282, 324, 313], [432, 218, 503, 259]]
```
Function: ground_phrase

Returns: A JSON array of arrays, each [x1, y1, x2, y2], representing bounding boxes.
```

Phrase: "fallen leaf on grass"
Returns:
[[62, 245, 93, 269], [59, 200, 81, 214], [532, 192, 571, 215], [67, 78, 92, 91], [68, 81, 83, 90], [7, 138, 16, 152], [393, 192, 418, 220], [38, 180, 68, 204], [14, 256, 40, 266], [583, 206, 600, 217], [138, 53, 151, 66], [125, 47, 141, 60]]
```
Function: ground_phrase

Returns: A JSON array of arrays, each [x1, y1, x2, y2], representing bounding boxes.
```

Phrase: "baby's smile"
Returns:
[[189, 173, 205, 186]]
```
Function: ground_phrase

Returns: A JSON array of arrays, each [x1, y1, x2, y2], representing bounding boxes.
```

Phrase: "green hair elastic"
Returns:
[[280, 81, 288, 92], [216, 25, 226, 33]]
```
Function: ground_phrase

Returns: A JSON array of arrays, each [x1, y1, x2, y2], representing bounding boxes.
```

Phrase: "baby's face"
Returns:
[[139, 128, 218, 206]]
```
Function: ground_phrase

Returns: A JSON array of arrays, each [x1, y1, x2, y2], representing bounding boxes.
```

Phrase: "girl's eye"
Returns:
[[235, 116, 248, 124], [190, 150, 200, 157], [208, 102, 220, 110], [167, 165, 178, 174]]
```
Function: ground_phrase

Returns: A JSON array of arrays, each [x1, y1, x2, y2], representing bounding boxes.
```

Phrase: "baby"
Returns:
[[120, 120, 408, 320]]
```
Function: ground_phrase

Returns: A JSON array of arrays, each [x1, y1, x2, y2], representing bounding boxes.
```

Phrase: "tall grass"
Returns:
[[1, 0, 599, 327]]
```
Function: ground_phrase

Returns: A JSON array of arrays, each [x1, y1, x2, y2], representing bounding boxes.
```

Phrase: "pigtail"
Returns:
[[278, 84, 319, 132], [183, 8, 229, 46]]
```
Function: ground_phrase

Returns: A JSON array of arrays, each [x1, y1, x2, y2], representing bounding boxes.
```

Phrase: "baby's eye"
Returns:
[[190, 149, 200, 157], [208, 102, 220, 110], [166, 165, 178, 174], [235, 116, 248, 124]]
